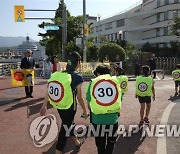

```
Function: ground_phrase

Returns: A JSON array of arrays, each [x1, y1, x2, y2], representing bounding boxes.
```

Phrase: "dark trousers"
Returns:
[[25, 86, 33, 96], [93, 123, 118, 154], [56, 109, 76, 151]]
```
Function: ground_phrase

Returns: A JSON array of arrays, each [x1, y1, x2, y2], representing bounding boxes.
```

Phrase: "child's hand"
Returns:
[[152, 95, 155, 101], [40, 106, 47, 116], [135, 94, 138, 98]]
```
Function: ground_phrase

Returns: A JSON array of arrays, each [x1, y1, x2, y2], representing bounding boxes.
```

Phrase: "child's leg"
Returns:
[[145, 103, 151, 118], [140, 103, 145, 120], [175, 81, 178, 95]]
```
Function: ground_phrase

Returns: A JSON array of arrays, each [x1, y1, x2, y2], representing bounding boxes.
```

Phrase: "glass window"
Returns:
[[116, 19, 125, 27], [157, 13, 160, 22], [157, 0, 161, 7], [174, 0, 179, 3], [105, 22, 112, 30], [165, 0, 169, 5], [123, 31, 126, 40], [90, 28, 94, 34], [111, 34, 113, 41], [164, 11, 169, 20], [156, 28, 160, 37], [173, 10, 178, 18], [115, 33, 117, 40], [163, 27, 168, 36]]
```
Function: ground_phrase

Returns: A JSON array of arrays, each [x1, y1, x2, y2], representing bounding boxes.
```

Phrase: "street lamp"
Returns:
[[97, 14, 101, 45]]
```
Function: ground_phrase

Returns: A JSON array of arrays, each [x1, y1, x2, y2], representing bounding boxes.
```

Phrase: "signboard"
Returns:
[[14, 5, 25, 22], [44, 25, 59, 31], [11, 69, 34, 86]]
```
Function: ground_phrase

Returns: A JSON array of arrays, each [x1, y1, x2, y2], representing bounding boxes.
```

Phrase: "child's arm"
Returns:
[[152, 81, 155, 101], [40, 92, 48, 116]]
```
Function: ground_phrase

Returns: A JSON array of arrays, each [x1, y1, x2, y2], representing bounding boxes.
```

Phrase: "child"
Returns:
[[86, 65, 121, 154], [135, 65, 155, 127], [172, 64, 180, 95], [111, 64, 128, 99]]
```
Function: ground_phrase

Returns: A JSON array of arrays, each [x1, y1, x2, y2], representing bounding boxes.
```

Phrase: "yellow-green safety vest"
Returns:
[[116, 75, 128, 94], [136, 76, 153, 97], [48, 72, 73, 109], [89, 74, 121, 114], [172, 69, 180, 81]]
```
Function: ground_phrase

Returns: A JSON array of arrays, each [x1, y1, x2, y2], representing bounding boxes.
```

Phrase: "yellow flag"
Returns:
[[14, 5, 25, 22], [11, 69, 34, 86]]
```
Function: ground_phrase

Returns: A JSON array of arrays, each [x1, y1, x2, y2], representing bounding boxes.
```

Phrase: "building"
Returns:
[[17, 36, 47, 61], [88, 0, 180, 48]]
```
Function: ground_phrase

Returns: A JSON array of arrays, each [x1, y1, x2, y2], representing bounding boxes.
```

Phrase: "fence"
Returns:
[[0, 63, 20, 76], [156, 57, 179, 72]]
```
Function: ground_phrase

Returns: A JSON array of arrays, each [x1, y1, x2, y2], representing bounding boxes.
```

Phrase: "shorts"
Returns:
[[138, 96, 151, 104], [175, 81, 180, 87]]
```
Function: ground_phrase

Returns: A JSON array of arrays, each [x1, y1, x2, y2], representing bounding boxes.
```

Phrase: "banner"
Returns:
[[11, 69, 34, 86]]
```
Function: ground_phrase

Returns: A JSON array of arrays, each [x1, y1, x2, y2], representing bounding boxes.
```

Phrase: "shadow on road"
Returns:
[[27, 102, 52, 118], [168, 95, 180, 103], [0, 97, 27, 106], [113, 129, 146, 154], [43, 139, 75, 154], [4, 97, 44, 112]]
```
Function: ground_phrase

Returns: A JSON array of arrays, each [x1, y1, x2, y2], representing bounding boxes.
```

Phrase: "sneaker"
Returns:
[[74, 138, 85, 153], [144, 117, 149, 126], [175, 92, 178, 96]]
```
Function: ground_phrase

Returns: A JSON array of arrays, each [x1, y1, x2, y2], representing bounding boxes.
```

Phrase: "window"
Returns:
[[95, 37, 98, 43], [116, 19, 125, 27], [99, 25, 102, 31], [90, 28, 94, 34], [105, 22, 112, 30], [123, 31, 126, 40], [173, 10, 178, 18], [163, 43, 168, 48], [157, 13, 160, 22], [165, 0, 169, 5], [164, 11, 169, 20], [111, 34, 113, 41], [163, 27, 168, 36], [156, 28, 160, 37], [157, 0, 161, 7], [115, 33, 117, 40], [174, 0, 179, 3]]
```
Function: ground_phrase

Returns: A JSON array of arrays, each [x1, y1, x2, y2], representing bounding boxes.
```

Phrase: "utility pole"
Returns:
[[61, 0, 66, 61], [82, 0, 86, 62]]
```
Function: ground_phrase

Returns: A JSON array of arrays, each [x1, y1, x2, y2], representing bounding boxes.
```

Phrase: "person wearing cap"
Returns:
[[20, 49, 35, 98], [40, 51, 88, 154], [86, 65, 121, 154]]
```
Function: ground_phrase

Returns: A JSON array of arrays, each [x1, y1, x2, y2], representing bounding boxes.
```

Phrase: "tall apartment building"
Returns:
[[88, 0, 180, 49]]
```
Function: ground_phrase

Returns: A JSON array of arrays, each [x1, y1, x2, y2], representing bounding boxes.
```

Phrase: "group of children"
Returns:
[[40, 51, 180, 154]]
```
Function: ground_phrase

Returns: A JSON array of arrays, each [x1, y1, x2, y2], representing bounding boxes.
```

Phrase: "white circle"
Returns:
[[121, 81, 127, 89], [48, 82, 63, 102], [93, 81, 117, 105], [173, 72, 180, 79], [138, 83, 148, 92]]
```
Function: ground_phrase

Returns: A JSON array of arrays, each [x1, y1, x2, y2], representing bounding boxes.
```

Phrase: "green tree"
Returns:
[[38, 2, 83, 59], [86, 37, 98, 61], [98, 43, 125, 62], [171, 17, 180, 36]]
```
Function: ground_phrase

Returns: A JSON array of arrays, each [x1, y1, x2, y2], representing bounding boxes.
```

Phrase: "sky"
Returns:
[[0, 0, 141, 41]]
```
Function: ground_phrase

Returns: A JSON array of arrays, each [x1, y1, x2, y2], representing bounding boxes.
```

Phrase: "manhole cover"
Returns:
[[5, 89, 23, 95]]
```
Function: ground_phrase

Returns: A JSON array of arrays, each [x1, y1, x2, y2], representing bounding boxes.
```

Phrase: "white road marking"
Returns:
[[156, 102, 176, 154]]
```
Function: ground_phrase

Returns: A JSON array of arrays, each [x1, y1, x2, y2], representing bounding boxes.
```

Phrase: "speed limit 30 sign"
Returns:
[[48, 81, 64, 103], [138, 82, 148, 92], [92, 79, 118, 106]]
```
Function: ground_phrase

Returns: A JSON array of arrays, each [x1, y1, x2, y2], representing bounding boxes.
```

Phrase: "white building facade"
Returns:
[[88, 0, 180, 48]]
